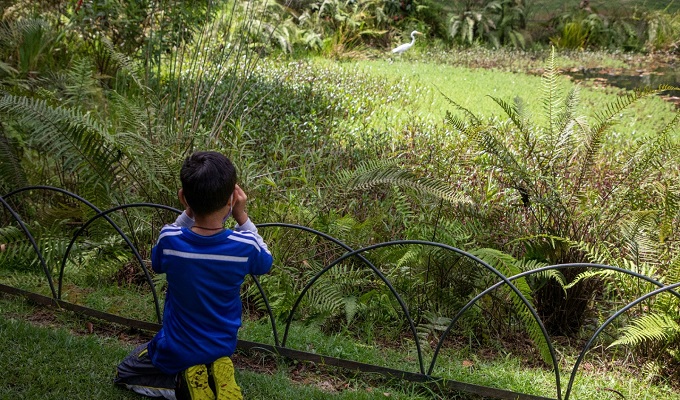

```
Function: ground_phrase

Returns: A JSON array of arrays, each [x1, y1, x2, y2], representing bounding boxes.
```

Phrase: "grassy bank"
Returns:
[[2, 294, 680, 400], [0, 299, 433, 400]]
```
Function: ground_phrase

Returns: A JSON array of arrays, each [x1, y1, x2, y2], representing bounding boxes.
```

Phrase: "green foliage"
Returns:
[[547, 4, 680, 51], [443, 48, 680, 334], [471, 247, 551, 364], [331, 159, 470, 205], [236, 0, 394, 56], [565, 182, 680, 364], [448, 0, 527, 48], [549, 9, 607, 50], [610, 313, 680, 348], [0, 18, 59, 76], [645, 10, 680, 52]]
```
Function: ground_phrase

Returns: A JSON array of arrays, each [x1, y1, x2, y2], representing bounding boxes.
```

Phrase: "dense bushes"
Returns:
[[177, 0, 678, 54]]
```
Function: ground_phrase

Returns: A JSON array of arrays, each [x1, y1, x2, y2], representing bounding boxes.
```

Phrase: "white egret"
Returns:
[[391, 31, 423, 54]]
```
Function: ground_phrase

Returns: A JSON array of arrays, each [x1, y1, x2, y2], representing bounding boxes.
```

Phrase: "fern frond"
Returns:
[[308, 280, 345, 315], [440, 91, 482, 127], [610, 312, 680, 348], [0, 94, 119, 198], [622, 107, 680, 190], [541, 47, 563, 138], [488, 96, 532, 148], [564, 269, 613, 290], [100, 36, 145, 90], [473, 126, 533, 190], [0, 122, 27, 192], [554, 86, 580, 137], [619, 210, 662, 266], [443, 111, 469, 133], [471, 248, 552, 364], [665, 253, 680, 287], [392, 186, 415, 224], [592, 87, 672, 137], [394, 248, 421, 270], [332, 160, 471, 205], [343, 295, 359, 324], [571, 238, 617, 264]]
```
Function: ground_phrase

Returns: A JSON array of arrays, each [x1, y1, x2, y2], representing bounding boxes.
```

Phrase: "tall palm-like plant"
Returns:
[[443, 48, 680, 334]]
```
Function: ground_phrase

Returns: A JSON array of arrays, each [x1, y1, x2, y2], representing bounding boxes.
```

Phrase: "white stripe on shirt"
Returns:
[[227, 235, 261, 252], [157, 229, 183, 243], [163, 249, 248, 263]]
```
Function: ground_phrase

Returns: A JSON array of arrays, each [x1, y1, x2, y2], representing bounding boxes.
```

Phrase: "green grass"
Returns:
[[240, 318, 680, 400], [2, 294, 680, 400], [0, 312, 436, 400], [333, 53, 678, 140], [0, 315, 140, 400]]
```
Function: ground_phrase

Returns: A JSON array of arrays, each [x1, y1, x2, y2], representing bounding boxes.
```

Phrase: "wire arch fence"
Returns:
[[0, 186, 675, 400]]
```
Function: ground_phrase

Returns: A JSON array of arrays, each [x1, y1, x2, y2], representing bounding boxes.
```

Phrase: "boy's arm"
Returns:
[[231, 185, 273, 274], [234, 218, 270, 252], [234, 219, 272, 275]]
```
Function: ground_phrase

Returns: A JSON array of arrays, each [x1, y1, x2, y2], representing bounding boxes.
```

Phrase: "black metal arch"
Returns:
[[256, 223, 426, 373], [430, 263, 680, 399], [3, 190, 680, 400], [58, 203, 183, 324], [276, 239, 554, 381], [0, 194, 57, 297], [1, 186, 119, 298], [564, 280, 680, 398]]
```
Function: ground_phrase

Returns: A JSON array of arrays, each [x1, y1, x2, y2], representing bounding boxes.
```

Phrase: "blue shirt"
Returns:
[[147, 212, 272, 374]]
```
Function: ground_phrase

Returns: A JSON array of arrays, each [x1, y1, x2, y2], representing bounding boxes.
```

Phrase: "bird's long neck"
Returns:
[[410, 33, 418, 45]]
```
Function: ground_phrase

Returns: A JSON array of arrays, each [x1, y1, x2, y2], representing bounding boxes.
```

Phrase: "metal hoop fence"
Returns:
[[1, 186, 676, 400]]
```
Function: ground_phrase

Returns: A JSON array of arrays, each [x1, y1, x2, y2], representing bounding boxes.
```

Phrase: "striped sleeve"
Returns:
[[233, 218, 272, 275]]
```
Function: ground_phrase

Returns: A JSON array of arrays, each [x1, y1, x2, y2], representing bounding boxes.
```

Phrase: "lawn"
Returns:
[[3, 293, 680, 400], [0, 304, 434, 400]]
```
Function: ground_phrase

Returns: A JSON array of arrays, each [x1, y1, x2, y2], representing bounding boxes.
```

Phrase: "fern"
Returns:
[[0, 94, 119, 204], [542, 47, 563, 139], [610, 313, 680, 348], [471, 248, 553, 364], [0, 122, 27, 192], [331, 159, 471, 205], [417, 311, 452, 347]]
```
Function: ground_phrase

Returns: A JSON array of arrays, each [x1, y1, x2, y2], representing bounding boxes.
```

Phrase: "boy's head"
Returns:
[[180, 151, 236, 216]]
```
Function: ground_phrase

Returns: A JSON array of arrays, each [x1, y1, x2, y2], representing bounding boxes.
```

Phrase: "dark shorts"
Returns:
[[114, 342, 177, 399]]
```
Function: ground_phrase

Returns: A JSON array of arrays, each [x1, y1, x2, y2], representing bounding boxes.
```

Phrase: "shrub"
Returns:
[[442, 48, 680, 334]]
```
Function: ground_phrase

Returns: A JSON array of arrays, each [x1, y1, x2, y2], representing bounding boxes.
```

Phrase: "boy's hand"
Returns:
[[232, 184, 248, 225]]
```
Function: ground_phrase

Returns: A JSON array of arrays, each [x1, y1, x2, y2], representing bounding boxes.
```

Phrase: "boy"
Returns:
[[115, 151, 273, 400]]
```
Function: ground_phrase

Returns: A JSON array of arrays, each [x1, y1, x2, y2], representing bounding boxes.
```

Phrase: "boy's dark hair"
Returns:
[[180, 151, 236, 216]]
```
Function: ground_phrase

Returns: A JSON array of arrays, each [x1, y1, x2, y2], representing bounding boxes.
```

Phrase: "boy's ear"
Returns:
[[178, 189, 188, 208]]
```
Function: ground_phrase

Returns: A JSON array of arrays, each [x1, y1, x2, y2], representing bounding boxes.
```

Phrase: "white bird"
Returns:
[[391, 31, 423, 54]]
